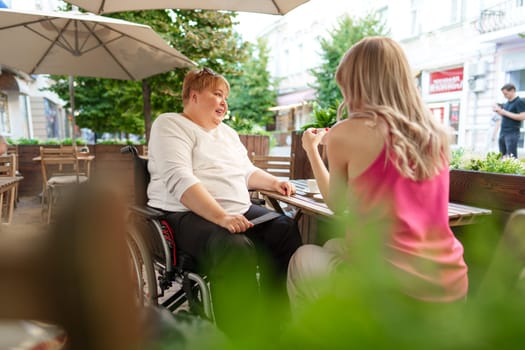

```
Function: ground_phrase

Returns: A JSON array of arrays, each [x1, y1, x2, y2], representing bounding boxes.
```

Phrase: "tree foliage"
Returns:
[[310, 12, 389, 110], [225, 37, 277, 132], [47, 9, 249, 138]]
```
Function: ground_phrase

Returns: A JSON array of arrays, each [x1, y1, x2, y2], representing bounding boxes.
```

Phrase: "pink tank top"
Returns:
[[350, 146, 468, 302]]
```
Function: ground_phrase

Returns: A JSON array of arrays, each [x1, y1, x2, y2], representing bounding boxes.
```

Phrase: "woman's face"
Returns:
[[195, 82, 229, 127]]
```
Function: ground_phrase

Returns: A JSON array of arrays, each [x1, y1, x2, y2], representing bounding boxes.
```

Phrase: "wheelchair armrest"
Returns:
[[130, 204, 165, 219]]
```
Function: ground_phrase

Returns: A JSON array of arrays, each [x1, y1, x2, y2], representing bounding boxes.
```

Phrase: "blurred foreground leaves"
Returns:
[[179, 212, 525, 350]]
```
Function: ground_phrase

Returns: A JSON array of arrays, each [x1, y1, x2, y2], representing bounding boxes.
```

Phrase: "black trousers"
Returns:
[[163, 204, 302, 339]]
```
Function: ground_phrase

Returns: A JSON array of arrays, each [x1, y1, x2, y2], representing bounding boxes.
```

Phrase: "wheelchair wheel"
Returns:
[[127, 225, 158, 306]]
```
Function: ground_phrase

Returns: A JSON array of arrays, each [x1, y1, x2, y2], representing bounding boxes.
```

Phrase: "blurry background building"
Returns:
[[3, 0, 525, 156], [249, 0, 525, 156], [0, 0, 67, 141]]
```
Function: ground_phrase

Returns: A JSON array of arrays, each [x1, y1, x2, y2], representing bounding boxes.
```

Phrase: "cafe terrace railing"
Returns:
[[15, 135, 270, 200]]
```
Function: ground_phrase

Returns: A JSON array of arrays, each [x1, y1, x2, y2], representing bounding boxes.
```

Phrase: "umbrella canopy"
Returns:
[[0, 7, 195, 144], [0, 8, 194, 81], [65, 0, 310, 15]]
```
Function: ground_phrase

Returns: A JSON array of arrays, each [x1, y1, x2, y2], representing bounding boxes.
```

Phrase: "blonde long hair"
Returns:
[[335, 36, 449, 181]]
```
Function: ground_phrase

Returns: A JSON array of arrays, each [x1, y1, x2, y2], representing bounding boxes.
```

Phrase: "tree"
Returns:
[[225, 37, 278, 132], [310, 13, 389, 112], [47, 10, 250, 141]]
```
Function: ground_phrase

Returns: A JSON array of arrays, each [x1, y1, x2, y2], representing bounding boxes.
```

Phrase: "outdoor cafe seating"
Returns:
[[38, 146, 92, 223], [0, 153, 22, 224]]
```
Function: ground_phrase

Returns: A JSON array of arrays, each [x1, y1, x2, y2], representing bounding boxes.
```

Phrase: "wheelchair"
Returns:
[[121, 145, 214, 322]]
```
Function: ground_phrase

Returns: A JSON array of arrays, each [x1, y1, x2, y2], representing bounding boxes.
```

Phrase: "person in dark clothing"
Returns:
[[493, 83, 525, 157]]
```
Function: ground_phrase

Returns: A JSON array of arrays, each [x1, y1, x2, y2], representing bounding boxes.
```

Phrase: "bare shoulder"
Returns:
[[327, 117, 387, 178], [328, 117, 386, 146]]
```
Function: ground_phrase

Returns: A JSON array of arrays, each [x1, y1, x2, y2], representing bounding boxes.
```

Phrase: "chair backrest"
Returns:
[[0, 154, 16, 177], [122, 146, 149, 206], [39, 146, 82, 184], [5, 145, 19, 175], [251, 153, 292, 179]]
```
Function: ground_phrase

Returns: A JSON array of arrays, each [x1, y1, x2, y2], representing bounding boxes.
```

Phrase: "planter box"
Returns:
[[239, 134, 269, 156], [449, 169, 525, 225], [17, 145, 43, 197], [290, 131, 327, 179], [16, 135, 267, 199]]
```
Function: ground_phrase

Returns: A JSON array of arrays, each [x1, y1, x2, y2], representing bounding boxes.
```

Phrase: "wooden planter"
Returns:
[[449, 169, 525, 225], [238, 134, 269, 156], [290, 130, 327, 179], [16, 135, 269, 199], [17, 145, 42, 197]]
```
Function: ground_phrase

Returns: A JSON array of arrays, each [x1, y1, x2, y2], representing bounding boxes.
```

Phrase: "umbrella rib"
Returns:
[[97, 0, 107, 14], [83, 22, 136, 80], [271, 0, 283, 14], [93, 22, 195, 67], [25, 18, 77, 74]]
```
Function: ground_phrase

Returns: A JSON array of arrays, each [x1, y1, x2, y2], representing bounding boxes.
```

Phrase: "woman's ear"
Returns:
[[190, 90, 198, 103]]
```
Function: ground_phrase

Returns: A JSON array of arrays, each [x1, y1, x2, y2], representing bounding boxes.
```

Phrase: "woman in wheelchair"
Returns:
[[146, 67, 302, 338]]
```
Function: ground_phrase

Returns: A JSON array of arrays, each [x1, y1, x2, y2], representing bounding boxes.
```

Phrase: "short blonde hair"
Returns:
[[335, 36, 449, 181], [182, 68, 230, 106]]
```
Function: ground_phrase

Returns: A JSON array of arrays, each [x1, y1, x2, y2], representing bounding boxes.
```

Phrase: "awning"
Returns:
[[277, 88, 315, 106], [0, 72, 30, 94], [268, 102, 307, 111]]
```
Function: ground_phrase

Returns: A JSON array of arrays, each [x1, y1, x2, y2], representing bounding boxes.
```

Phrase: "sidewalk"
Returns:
[[1, 195, 43, 236]]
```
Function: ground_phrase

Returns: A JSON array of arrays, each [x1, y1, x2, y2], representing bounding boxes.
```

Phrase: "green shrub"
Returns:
[[451, 149, 525, 175], [12, 138, 40, 145], [300, 101, 341, 131]]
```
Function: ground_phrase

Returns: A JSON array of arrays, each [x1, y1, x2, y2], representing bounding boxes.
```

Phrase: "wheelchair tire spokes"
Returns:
[[126, 225, 158, 306]]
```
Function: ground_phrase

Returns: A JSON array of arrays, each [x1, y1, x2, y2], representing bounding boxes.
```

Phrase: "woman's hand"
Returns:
[[217, 214, 254, 234], [302, 128, 328, 155]]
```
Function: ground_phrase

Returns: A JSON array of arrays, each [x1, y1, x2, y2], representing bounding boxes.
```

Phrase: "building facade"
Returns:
[[0, 0, 68, 142], [261, 0, 525, 156]]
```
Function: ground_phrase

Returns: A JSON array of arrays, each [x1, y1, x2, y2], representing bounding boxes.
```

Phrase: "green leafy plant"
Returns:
[[12, 138, 40, 145], [61, 138, 87, 146], [450, 149, 525, 175], [96, 139, 135, 145], [225, 113, 271, 136], [300, 101, 340, 130]]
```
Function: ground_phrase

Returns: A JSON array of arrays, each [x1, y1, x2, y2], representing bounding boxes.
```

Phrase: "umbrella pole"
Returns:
[[69, 75, 77, 147]]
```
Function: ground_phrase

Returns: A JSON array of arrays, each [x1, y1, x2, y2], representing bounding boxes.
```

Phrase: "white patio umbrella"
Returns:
[[65, 0, 310, 15], [0, 7, 195, 143]]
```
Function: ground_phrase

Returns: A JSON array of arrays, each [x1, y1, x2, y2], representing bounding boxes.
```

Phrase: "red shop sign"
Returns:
[[429, 67, 464, 94]]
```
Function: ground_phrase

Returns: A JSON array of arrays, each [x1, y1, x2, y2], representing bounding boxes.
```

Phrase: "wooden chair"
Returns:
[[40, 146, 90, 223], [249, 153, 293, 207], [6, 144, 22, 206], [0, 153, 17, 224], [250, 153, 292, 179]]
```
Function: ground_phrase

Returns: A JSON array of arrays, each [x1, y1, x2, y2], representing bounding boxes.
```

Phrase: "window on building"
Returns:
[[44, 98, 59, 138], [508, 69, 525, 91], [377, 6, 388, 21], [410, 0, 421, 36], [0, 92, 10, 135], [450, 0, 464, 24], [19, 94, 32, 138]]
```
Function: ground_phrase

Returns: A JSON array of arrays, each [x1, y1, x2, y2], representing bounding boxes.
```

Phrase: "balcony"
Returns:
[[476, 0, 525, 34]]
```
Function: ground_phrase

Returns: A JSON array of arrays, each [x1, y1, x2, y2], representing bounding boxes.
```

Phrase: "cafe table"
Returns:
[[258, 179, 493, 243]]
